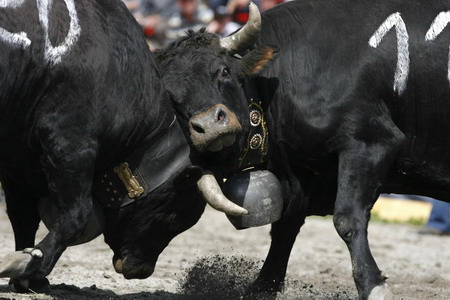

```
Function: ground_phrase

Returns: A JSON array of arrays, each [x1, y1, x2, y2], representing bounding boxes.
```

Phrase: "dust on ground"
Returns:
[[0, 196, 449, 299]]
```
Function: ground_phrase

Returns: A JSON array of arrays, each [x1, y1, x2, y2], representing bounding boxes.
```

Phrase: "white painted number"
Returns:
[[426, 11, 450, 85], [0, 0, 25, 9], [0, 0, 80, 66], [0, 0, 30, 48], [0, 27, 31, 48], [369, 12, 410, 95], [37, 0, 81, 66]]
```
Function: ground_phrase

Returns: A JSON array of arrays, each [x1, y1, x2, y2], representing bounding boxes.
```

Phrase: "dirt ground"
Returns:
[[0, 195, 449, 300]]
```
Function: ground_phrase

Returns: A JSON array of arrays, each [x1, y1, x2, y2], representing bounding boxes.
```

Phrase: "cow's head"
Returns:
[[156, 3, 276, 159], [101, 165, 204, 279], [100, 3, 272, 279], [99, 121, 247, 279], [102, 166, 248, 279]]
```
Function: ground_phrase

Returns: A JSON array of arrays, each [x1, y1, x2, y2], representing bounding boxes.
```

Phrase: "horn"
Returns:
[[220, 2, 261, 54], [197, 172, 248, 216]]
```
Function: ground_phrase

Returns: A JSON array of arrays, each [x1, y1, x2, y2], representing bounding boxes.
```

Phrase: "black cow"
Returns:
[[156, 1, 450, 299], [0, 0, 236, 292]]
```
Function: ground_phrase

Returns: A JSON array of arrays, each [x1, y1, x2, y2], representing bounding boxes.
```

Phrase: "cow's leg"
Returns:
[[333, 130, 402, 300], [2, 175, 41, 251], [1, 134, 97, 288], [250, 214, 305, 295], [34, 138, 97, 276], [1, 176, 50, 292], [249, 167, 305, 296]]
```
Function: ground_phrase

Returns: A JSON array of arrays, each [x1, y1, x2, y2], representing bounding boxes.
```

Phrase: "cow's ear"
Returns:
[[174, 165, 203, 190], [239, 44, 278, 78]]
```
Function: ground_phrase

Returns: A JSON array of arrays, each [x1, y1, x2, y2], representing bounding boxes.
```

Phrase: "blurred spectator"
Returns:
[[165, 0, 213, 42], [122, 0, 289, 47], [127, 0, 177, 47], [226, 0, 253, 25], [207, 5, 240, 37], [208, 0, 286, 32], [385, 194, 450, 236], [208, 0, 228, 11], [418, 199, 450, 236]]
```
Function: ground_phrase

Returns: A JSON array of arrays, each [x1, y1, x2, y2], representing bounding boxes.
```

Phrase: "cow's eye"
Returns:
[[220, 67, 230, 79]]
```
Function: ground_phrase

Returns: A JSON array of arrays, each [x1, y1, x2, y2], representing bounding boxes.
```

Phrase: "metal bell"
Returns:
[[222, 169, 283, 230]]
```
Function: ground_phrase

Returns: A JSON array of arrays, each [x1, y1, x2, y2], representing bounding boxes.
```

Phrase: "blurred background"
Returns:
[[121, 0, 291, 49]]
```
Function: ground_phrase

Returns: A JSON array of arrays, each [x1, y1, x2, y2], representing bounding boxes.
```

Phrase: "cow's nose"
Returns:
[[188, 104, 242, 152], [118, 256, 155, 279], [122, 264, 154, 279], [190, 105, 229, 134], [215, 106, 228, 123]]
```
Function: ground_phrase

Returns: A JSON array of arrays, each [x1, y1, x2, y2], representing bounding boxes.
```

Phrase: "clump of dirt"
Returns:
[[178, 254, 357, 300], [178, 254, 272, 300], [280, 279, 356, 300]]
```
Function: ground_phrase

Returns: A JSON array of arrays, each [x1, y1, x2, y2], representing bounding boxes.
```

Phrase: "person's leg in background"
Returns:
[[418, 199, 450, 235]]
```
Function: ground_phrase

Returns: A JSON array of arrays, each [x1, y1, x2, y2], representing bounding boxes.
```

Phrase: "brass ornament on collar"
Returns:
[[250, 134, 262, 149], [92, 115, 191, 210], [114, 162, 144, 199], [238, 99, 268, 170], [250, 110, 262, 127]]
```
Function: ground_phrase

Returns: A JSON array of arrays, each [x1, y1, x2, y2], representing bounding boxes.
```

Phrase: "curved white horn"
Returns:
[[220, 2, 261, 54], [197, 173, 248, 216]]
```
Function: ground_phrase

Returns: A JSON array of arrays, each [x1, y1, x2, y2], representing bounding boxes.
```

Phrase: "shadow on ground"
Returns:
[[0, 254, 356, 300], [0, 283, 186, 300]]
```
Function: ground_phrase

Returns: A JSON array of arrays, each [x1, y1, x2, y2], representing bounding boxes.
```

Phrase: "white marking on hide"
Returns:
[[37, 0, 80, 66], [369, 12, 410, 95], [0, 28, 30, 48], [426, 11, 450, 84], [30, 249, 43, 258], [0, 0, 30, 48], [368, 283, 394, 300], [0, 0, 25, 8]]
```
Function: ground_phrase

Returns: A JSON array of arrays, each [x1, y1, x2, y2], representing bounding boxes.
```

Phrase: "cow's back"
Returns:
[[260, 0, 450, 185], [0, 0, 172, 175]]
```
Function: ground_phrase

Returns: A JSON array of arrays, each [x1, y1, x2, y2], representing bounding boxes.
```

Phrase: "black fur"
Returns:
[[156, 1, 450, 299], [0, 0, 203, 289]]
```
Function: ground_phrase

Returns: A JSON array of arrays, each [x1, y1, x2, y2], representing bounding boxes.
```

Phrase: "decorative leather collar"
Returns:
[[93, 116, 190, 209], [237, 97, 269, 170]]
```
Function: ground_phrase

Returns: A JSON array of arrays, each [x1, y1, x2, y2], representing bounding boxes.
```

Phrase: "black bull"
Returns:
[[0, 0, 252, 290], [155, 0, 450, 299], [0, 0, 239, 292]]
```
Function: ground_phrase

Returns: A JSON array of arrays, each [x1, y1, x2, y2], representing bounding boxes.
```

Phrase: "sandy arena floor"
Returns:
[[0, 198, 449, 299]]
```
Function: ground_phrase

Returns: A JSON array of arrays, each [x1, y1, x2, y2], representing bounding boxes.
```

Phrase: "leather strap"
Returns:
[[93, 117, 191, 209], [237, 82, 269, 170]]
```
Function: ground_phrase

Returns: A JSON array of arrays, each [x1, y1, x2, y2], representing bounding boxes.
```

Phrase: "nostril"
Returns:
[[192, 123, 205, 134], [216, 109, 227, 122]]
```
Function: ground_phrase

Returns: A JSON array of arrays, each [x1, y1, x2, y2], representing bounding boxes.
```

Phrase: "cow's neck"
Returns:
[[218, 81, 270, 176], [93, 116, 191, 209], [235, 82, 270, 171]]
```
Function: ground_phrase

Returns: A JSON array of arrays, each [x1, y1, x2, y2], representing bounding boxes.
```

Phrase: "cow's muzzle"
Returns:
[[113, 256, 155, 279], [188, 104, 242, 153]]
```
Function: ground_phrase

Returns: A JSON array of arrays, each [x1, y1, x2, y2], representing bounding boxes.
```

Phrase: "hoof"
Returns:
[[246, 278, 282, 297], [0, 249, 43, 279], [368, 283, 394, 300], [10, 277, 50, 293]]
